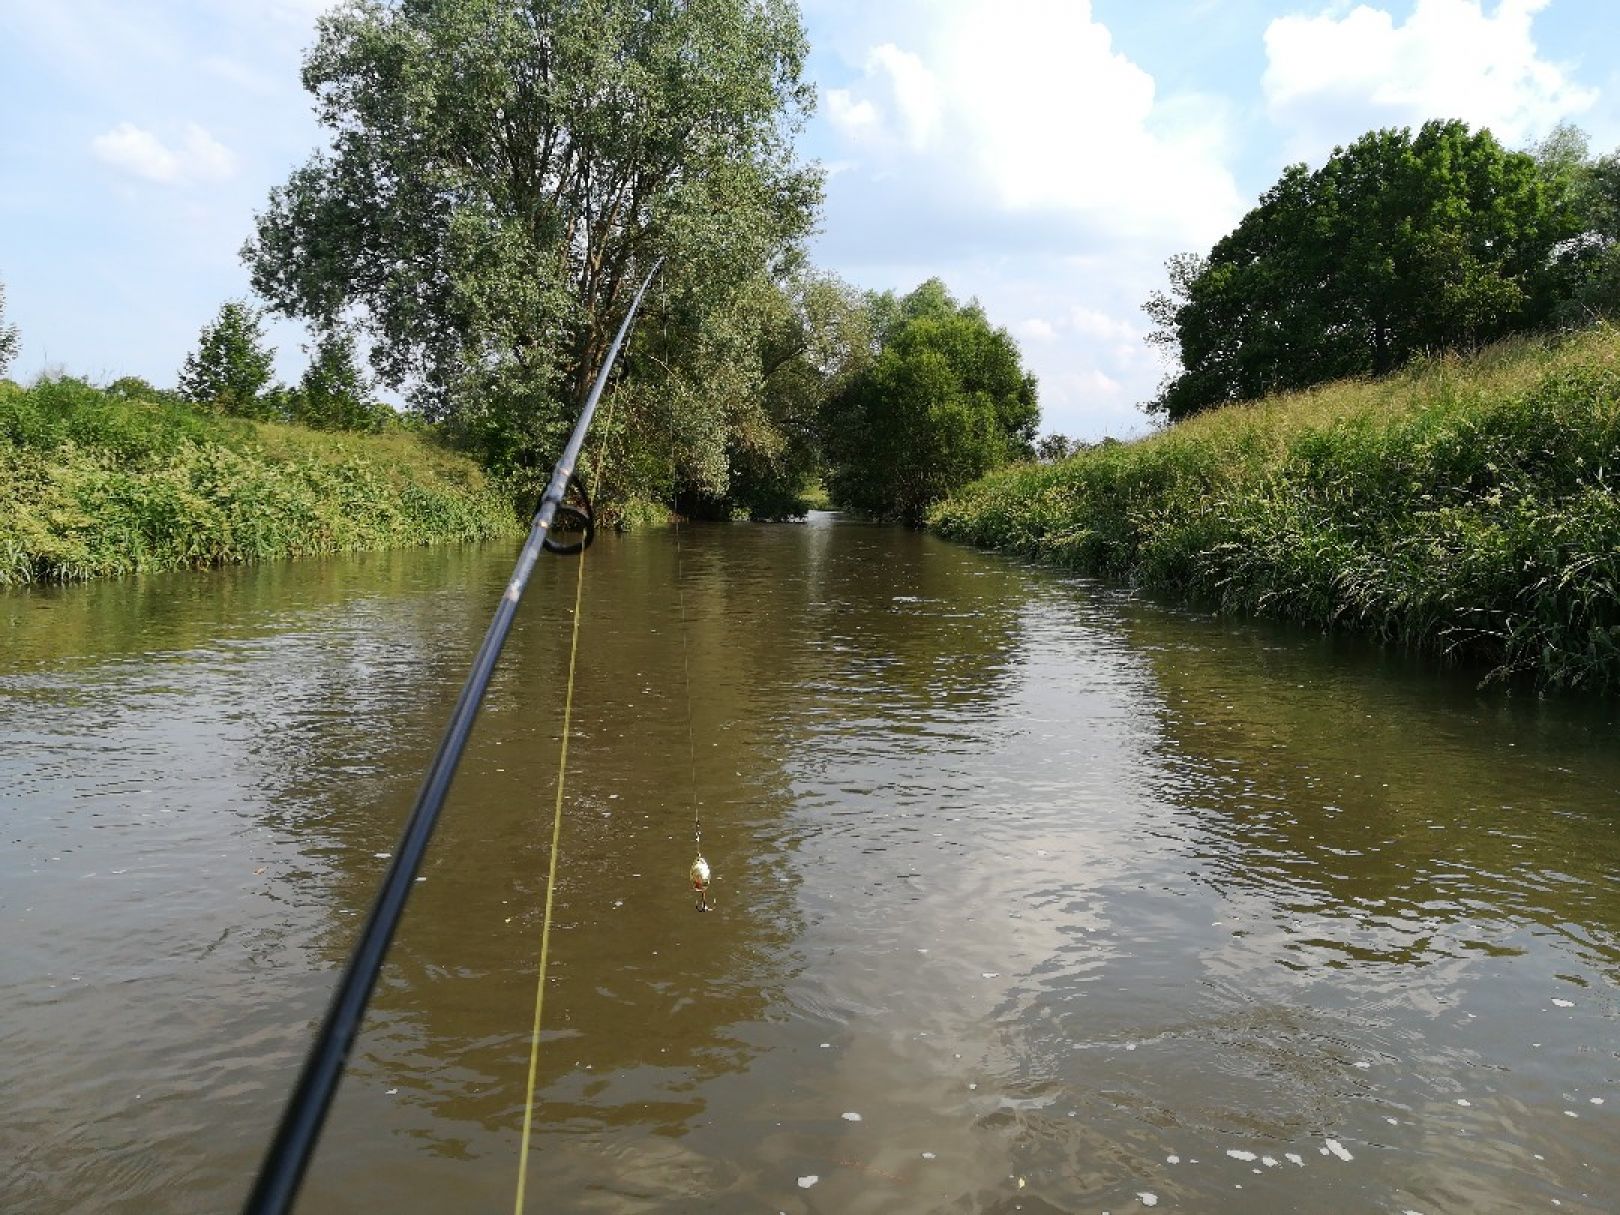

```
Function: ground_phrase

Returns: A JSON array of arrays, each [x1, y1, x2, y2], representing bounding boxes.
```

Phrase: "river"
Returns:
[[2, 515, 1617, 1213]]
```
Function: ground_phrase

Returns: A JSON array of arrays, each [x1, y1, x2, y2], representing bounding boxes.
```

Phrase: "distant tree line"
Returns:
[[238, 0, 1037, 523], [1147, 120, 1620, 421], [11, 0, 1044, 523], [177, 300, 392, 432]]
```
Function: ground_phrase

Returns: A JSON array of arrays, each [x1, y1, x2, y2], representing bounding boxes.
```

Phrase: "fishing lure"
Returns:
[[690, 853, 713, 912]]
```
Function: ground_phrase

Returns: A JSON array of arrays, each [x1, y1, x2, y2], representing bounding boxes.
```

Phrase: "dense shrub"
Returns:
[[0, 378, 518, 584], [933, 325, 1620, 692]]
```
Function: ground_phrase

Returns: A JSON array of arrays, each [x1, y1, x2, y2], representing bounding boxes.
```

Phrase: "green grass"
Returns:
[[0, 377, 521, 584], [932, 324, 1620, 692]]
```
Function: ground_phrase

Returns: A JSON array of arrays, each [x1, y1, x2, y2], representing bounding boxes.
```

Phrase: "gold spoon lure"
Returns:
[[689, 853, 714, 912]]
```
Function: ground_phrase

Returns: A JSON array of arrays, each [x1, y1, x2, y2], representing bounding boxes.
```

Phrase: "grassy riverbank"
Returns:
[[932, 325, 1620, 692], [0, 378, 520, 584]]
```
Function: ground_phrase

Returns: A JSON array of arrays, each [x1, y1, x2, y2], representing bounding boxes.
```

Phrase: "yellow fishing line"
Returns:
[[513, 393, 621, 1214], [512, 538, 586, 1215]]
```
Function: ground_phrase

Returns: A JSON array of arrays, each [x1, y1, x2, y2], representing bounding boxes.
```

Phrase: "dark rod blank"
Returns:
[[243, 260, 662, 1215]]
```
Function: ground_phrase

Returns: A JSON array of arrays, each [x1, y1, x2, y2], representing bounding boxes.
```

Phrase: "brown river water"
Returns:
[[2, 515, 1618, 1214]]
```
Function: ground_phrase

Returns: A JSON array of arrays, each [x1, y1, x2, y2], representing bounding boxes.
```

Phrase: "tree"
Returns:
[[1536, 125, 1620, 325], [1147, 121, 1574, 420], [0, 277, 18, 378], [297, 331, 381, 431], [1036, 433, 1080, 463], [245, 0, 820, 494], [705, 271, 873, 518], [822, 279, 1039, 524], [179, 300, 276, 417]]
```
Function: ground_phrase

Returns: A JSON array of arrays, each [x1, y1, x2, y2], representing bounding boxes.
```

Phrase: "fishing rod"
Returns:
[[243, 258, 663, 1215]]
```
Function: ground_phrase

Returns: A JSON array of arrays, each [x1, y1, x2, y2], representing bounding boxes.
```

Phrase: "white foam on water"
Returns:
[[1551, 998, 1574, 1008], [1284, 1153, 1305, 1167], [1325, 1139, 1354, 1162], [841, 1112, 862, 1122], [1166, 1155, 1180, 1165], [1225, 1150, 1257, 1162], [797, 1176, 818, 1189], [1138, 1193, 1158, 1207]]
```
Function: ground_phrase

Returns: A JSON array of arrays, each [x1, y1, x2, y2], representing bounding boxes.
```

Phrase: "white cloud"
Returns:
[[813, 0, 1241, 439], [1068, 307, 1140, 344], [826, 90, 881, 141], [821, 0, 1242, 248], [1263, 0, 1598, 157], [866, 44, 944, 151], [90, 122, 237, 185]]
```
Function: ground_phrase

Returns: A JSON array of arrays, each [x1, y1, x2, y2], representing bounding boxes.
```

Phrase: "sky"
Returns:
[[2, 1, 1617, 440]]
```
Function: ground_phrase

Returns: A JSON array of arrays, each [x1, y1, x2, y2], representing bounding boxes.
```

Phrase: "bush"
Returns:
[[0, 378, 519, 584], [933, 325, 1620, 692]]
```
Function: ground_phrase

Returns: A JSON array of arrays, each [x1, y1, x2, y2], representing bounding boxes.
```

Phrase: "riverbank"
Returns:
[[932, 324, 1620, 692], [0, 378, 520, 584]]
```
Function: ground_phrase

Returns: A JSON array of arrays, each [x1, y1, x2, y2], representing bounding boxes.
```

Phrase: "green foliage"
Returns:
[[1036, 433, 1084, 463], [105, 376, 184, 407], [179, 300, 277, 418], [934, 325, 1620, 693], [246, 0, 821, 503], [0, 377, 516, 584], [1149, 121, 1576, 420], [1537, 125, 1620, 326], [0, 276, 19, 377], [296, 331, 385, 432], [822, 279, 1038, 524], [2, 375, 227, 460]]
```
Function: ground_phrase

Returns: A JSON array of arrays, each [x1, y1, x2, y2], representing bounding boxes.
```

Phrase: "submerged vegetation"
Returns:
[[933, 326, 1620, 692], [0, 377, 517, 585]]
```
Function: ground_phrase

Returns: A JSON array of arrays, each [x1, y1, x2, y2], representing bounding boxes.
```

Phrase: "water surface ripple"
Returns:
[[2, 518, 1617, 1213]]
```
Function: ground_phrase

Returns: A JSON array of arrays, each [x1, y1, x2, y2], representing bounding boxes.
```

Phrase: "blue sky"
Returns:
[[2, 0, 1617, 439]]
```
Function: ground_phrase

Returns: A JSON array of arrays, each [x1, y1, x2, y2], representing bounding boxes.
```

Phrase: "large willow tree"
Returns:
[[246, 0, 821, 492]]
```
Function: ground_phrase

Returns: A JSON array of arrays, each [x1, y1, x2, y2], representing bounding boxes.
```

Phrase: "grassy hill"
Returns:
[[932, 325, 1620, 692], [0, 378, 520, 584]]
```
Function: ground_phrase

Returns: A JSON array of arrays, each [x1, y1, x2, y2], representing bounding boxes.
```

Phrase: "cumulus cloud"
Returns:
[[820, 0, 1242, 249], [825, 90, 881, 142], [90, 121, 236, 185], [813, 0, 1238, 439], [1068, 307, 1141, 345], [1016, 317, 1059, 342], [1263, 0, 1597, 157]]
